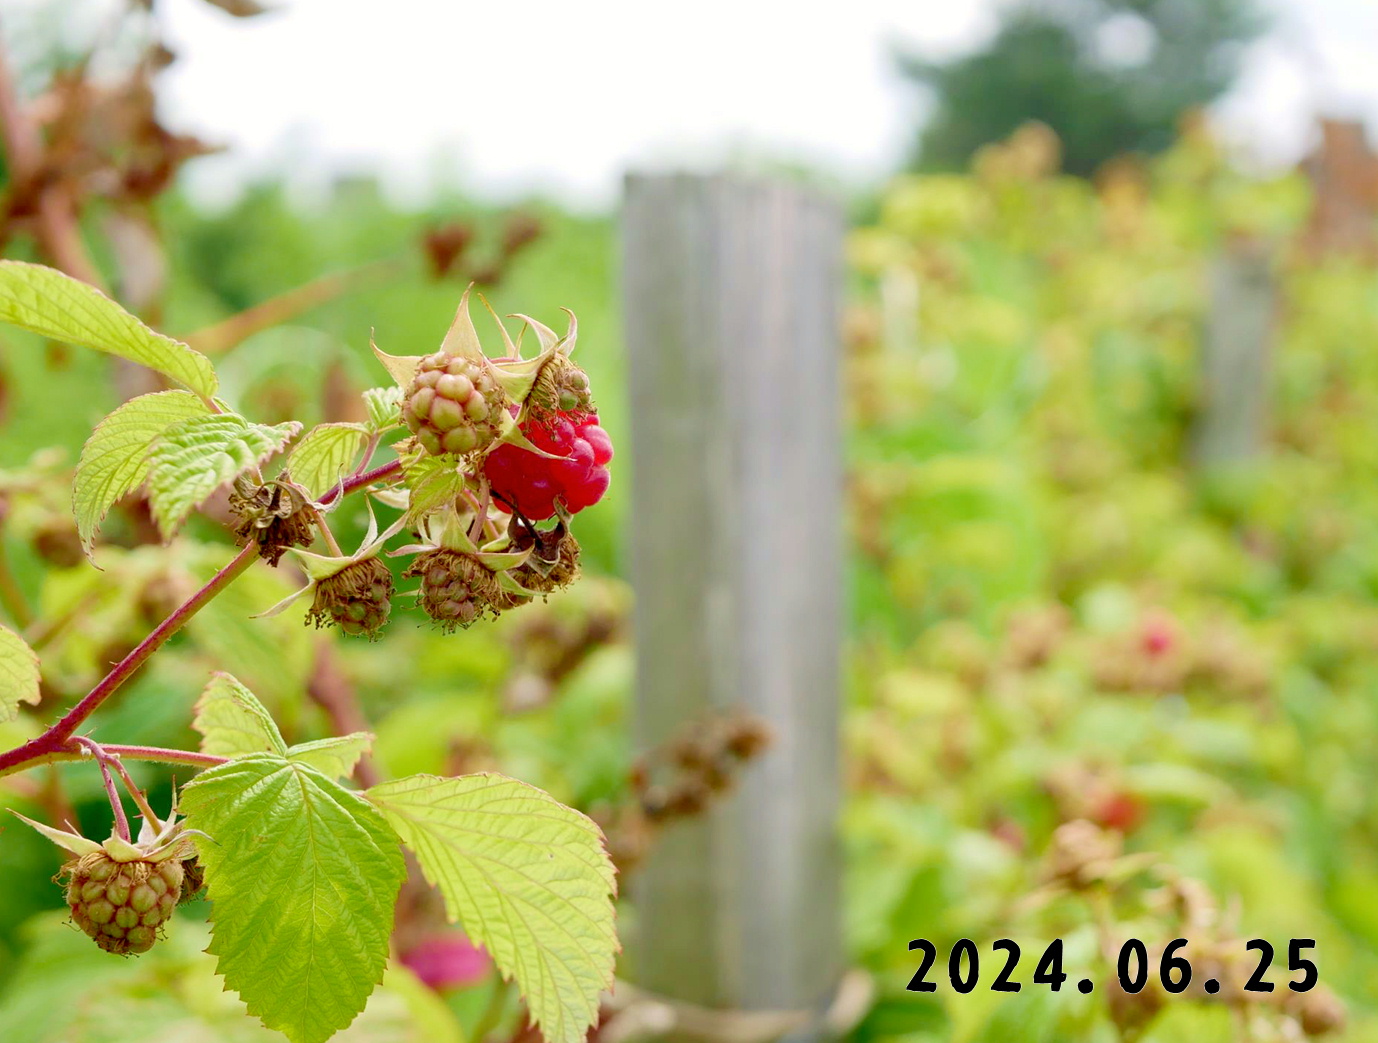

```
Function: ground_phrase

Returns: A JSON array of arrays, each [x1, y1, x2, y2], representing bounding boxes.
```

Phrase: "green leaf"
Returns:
[[288, 423, 369, 499], [0, 624, 40, 724], [146, 414, 300, 539], [362, 386, 404, 432], [73, 390, 213, 555], [288, 734, 373, 780], [0, 261, 218, 399], [180, 753, 406, 1043], [366, 773, 618, 1043], [191, 672, 287, 758], [398, 444, 466, 522]]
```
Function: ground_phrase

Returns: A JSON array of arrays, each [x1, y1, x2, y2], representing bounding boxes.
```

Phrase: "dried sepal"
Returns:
[[229, 478, 316, 566]]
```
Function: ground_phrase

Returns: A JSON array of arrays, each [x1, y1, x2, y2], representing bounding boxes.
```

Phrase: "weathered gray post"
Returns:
[[621, 174, 844, 1039], [1192, 240, 1277, 466]]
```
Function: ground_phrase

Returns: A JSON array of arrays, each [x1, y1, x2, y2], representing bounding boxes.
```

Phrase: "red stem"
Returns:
[[320, 458, 402, 506], [0, 743, 229, 781], [0, 544, 256, 776], [75, 737, 131, 841], [101, 744, 229, 768], [0, 458, 404, 781], [53, 544, 258, 741]]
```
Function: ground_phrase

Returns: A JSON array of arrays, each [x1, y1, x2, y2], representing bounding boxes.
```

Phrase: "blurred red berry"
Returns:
[[1092, 791, 1146, 833], [401, 932, 491, 990], [1139, 612, 1177, 658], [485, 413, 613, 520]]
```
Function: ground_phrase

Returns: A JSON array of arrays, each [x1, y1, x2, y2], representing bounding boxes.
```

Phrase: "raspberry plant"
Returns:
[[0, 261, 617, 1043]]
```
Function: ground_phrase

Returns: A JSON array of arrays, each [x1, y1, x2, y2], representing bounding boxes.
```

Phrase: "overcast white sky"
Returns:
[[10, 0, 1378, 207]]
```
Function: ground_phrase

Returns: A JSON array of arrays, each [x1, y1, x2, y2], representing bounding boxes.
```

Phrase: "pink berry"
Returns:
[[401, 932, 491, 990], [485, 412, 613, 520]]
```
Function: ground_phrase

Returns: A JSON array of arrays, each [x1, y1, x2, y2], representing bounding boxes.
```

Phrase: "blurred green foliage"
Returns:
[[846, 121, 1376, 1039]]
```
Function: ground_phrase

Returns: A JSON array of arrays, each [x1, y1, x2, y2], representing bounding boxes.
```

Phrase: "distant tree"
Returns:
[[898, 0, 1265, 176]]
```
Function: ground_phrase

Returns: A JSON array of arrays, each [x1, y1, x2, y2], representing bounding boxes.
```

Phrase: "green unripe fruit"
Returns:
[[63, 851, 183, 955], [308, 557, 395, 639], [404, 549, 519, 632], [403, 352, 508, 457]]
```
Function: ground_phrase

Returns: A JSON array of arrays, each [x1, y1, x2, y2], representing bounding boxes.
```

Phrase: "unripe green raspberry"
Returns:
[[405, 548, 511, 631], [404, 352, 509, 456], [63, 851, 183, 955], [527, 354, 594, 420], [308, 557, 394, 638]]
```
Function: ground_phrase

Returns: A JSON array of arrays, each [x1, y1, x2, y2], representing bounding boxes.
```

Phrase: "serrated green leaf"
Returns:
[[0, 261, 218, 399], [146, 414, 300, 539], [73, 390, 213, 555], [192, 672, 287, 758], [288, 423, 368, 499], [288, 733, 373, 780], [366, 773, 618, 1043], [0, 623, 40, 724], [180, 753, 406, 1043], [398, 444, 466, 522], [362, 386, 404, 432]]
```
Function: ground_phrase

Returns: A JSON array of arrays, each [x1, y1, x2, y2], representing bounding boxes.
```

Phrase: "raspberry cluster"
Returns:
[[484, 413, 613, 520], [404, 352, 508, 457], [64, 851, 183, 955]]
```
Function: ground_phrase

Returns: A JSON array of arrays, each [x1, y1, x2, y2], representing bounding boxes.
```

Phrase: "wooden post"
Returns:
[[621, 174, 844, 1037], [1193, 239, 1276, 467]]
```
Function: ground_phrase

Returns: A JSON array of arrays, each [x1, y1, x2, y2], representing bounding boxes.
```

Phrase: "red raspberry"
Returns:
[[484, 413, 612, 520]]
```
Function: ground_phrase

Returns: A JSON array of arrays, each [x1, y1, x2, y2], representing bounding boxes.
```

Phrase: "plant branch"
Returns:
[[468, 477, 491, 544], [353, 433, 383, 478], [313, 510, 344, 556], [102, 745, 229, 769], [78, 738, 164, 828], [0, 743, 228, 781], [320, 458, 403, 507], [0, 457, 405, 781], [0, 544, 256, 777], [53, 543, 258, 741], [184, 259, 408, 356]]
